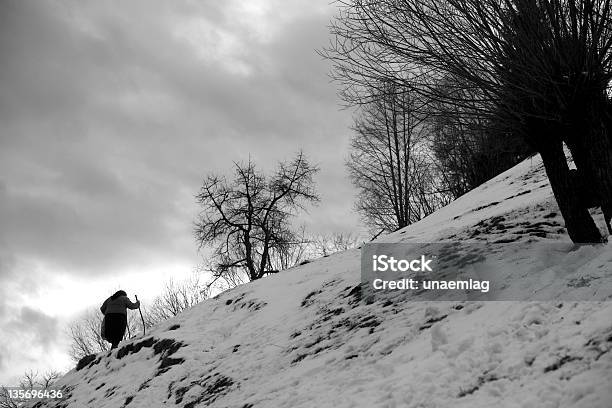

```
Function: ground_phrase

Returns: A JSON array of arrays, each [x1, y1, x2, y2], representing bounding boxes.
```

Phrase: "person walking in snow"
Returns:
[[100, 290, 140, 349]]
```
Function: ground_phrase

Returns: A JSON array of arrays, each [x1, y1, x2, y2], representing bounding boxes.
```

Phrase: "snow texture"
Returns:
[[28, 155, 612, 407]]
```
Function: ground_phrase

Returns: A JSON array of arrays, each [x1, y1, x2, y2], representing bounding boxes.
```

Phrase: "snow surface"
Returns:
[[28, 155, 612, 408]]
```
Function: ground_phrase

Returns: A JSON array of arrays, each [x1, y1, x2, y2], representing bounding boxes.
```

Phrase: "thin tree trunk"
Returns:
[[382, 98, 401, 224], [243, 231, 257, 280], [392, 96, 405, 227]]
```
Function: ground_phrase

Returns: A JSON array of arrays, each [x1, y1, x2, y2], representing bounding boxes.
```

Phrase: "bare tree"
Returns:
[[68, 308, 108, 361], [324, 0, 612, 242], [430, 83, 533, 198], [347, 82, 449, 231], [408, 150, 453, 214], [494, 0, 612, 240], [202, 228, 311, 289], [145, 275, 207, 326], [199, 261, 249, 294], [0, 371, 61, 408], [195, 152, 319, 283], [266, 226, 312, 272], [311, 232, 363, 257]]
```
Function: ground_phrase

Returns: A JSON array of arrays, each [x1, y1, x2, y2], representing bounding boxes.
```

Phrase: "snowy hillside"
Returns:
[[30, 155, 612, 408]]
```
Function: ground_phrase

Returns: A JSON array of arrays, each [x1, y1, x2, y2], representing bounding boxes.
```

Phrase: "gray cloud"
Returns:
[[0, 306, 62, 384], [4, 307, 58, 353], [7, 307, 59, 349], [0, 253, 17, 319]]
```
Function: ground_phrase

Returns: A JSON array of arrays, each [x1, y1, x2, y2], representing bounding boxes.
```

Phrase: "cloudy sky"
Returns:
[[0, 0, 361, 384]]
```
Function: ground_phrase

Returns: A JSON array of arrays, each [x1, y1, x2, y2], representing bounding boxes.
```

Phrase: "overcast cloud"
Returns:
[[0, 0, 359, 383]]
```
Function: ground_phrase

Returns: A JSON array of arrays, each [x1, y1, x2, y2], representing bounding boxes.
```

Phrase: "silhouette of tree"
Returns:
[[195, 152, 319, 282]]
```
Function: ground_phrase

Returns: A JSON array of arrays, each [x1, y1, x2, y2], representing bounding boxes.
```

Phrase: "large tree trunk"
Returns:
[[564, 94, 612, 235], [539, 135, 603, 243]]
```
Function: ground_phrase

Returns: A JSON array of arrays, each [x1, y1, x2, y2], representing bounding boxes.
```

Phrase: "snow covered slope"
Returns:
[[31, 155, 612, 408]]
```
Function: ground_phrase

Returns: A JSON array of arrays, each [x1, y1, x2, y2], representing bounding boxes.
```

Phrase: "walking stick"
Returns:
[[135, 295, 146, 336]]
